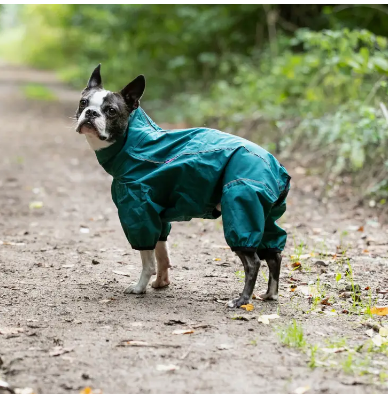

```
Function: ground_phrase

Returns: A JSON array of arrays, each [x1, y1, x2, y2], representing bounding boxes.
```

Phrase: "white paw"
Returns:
[[124, 284, 147, 294]]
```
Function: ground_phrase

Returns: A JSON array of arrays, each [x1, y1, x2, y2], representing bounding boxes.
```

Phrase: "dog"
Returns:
[[75, 64, 291, 308]]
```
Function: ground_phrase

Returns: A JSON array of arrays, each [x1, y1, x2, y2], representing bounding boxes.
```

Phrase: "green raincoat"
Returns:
[[95, 108, 291, 253]]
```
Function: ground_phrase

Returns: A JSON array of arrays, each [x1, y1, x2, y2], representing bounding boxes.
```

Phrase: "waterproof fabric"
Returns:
[[95, 108, 291, 252]]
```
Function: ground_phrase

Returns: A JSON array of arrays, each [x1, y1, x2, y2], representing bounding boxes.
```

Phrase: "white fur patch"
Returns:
[[85, 134, 114, 151], [124, 250, 156, 294], [89, 89, 110, 108]]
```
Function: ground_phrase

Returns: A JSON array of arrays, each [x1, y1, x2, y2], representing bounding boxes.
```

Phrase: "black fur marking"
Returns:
[[87, 64, 102, 89], [228, 251, 261, 308]]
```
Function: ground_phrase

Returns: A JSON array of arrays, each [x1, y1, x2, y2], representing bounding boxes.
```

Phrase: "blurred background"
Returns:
[[1, 4, 388, 210]]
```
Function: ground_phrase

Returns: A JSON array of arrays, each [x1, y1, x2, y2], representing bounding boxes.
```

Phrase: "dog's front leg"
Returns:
[[124, 250, 156, 294], [152, 241, 171, 288]]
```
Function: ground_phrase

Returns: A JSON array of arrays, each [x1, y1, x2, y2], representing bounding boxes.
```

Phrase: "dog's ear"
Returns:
[[120, 75, 145, 109], [87, 64, 103, 89]]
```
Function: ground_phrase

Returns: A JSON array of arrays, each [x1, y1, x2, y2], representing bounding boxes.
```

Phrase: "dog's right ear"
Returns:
[[87, 64, 103, 89], [120, 75, 146, 109]]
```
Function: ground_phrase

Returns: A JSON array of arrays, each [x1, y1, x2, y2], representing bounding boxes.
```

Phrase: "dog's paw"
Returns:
[[151, 278, 170, 289], [124, 284, 147, 294], [258, 292, 278, 301], [227, 296, 250, 308]]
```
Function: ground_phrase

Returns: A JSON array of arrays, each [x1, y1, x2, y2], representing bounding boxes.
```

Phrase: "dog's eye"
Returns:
[[108, 108, 117, 116], [79, 99, 87, 108]]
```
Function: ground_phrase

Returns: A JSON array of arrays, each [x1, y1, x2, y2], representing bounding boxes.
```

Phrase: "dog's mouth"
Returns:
[[77, 120, 98, 136]]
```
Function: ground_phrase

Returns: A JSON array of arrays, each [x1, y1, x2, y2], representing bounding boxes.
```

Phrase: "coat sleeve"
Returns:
[[113, 182, 166, 250]]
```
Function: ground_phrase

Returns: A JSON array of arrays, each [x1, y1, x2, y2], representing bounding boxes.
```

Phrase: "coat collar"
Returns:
[[94, 107, 142, 166]]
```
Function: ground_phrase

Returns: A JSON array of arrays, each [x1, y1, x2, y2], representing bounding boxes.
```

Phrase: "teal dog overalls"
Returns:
[[94, 107, 291, 256]]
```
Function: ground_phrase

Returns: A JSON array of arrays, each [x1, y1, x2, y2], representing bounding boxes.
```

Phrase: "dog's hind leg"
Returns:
[[259, 252, 282, 301], [152, 241, 172, 289], [124, 250, 156, 294], [228, 251, 260, 308]]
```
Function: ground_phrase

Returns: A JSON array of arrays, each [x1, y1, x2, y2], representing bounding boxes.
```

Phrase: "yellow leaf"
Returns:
[[29, 201, 43, 210], [371, 306, 388, 316], [213, 258, 221, 261], [80, 388, 92, 394], [240, 304, 254, 311], [379, 327, 388, 337]]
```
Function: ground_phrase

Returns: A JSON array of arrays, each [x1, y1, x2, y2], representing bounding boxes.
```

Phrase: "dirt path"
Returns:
[[0, 63, 387, 394]]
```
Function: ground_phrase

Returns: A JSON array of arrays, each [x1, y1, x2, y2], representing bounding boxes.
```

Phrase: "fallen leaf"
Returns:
[[379, 327, 388, 337], [14, 388, 34, 394], [99, 299, 113, 304], [122, 340, 149, 346], [357, 226, 364, 232], [213, 257, 221, 261], [258, 314, 280, 325], [29, 201, 43, 210], [80, 387, 93, 394], [49, 346, 73, 357], [217, 344, 233, 350], [112, 270, 131, 277], [372, 335, 383, 347], [240, 304, 254, 312], [117, 340, 181, 348], [370, 306, 388, 316], [156, 364, 179, 371], [291, 262, 302, 269], [293, 385, 310, 394], [298, 285, 319, 297], [252, 294, 257, 299], [172, 329, 194, 335], [320, 297, 332, 306], [0, 240, 25, 246]]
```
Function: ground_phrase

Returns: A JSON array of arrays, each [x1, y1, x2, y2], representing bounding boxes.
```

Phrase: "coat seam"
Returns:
[[223, 178, 277, 199]]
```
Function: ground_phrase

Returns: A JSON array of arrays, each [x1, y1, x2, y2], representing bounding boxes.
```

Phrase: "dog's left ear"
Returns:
[[120, 75, 146, 109], [87, 64, 103, 89]]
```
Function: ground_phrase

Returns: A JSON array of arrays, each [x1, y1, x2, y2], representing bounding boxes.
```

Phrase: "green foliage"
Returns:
[[2, 5, 388, 199], [22, 83, 57, 101], [174, 28, 388, 198]]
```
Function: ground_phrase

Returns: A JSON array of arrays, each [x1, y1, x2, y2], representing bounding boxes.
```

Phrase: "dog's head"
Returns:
[[75, 64, 145, 143]]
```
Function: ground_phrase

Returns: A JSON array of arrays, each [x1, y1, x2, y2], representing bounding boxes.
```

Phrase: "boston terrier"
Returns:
[[75, 64, 291, 308]]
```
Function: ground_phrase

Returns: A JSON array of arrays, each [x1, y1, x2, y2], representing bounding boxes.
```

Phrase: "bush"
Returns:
[[170, 29, 388, 200]]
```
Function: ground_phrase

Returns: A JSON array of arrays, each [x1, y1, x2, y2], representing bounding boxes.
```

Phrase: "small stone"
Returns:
[[92, 259, 100, 265]]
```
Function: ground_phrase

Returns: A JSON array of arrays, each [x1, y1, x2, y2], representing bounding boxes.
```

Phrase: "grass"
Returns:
[[276, 320, 306, 349], [22, 83, 57, 101]]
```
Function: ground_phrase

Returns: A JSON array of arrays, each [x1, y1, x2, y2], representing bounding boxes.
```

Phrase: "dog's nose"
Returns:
[[85, 109, 100, 118]]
